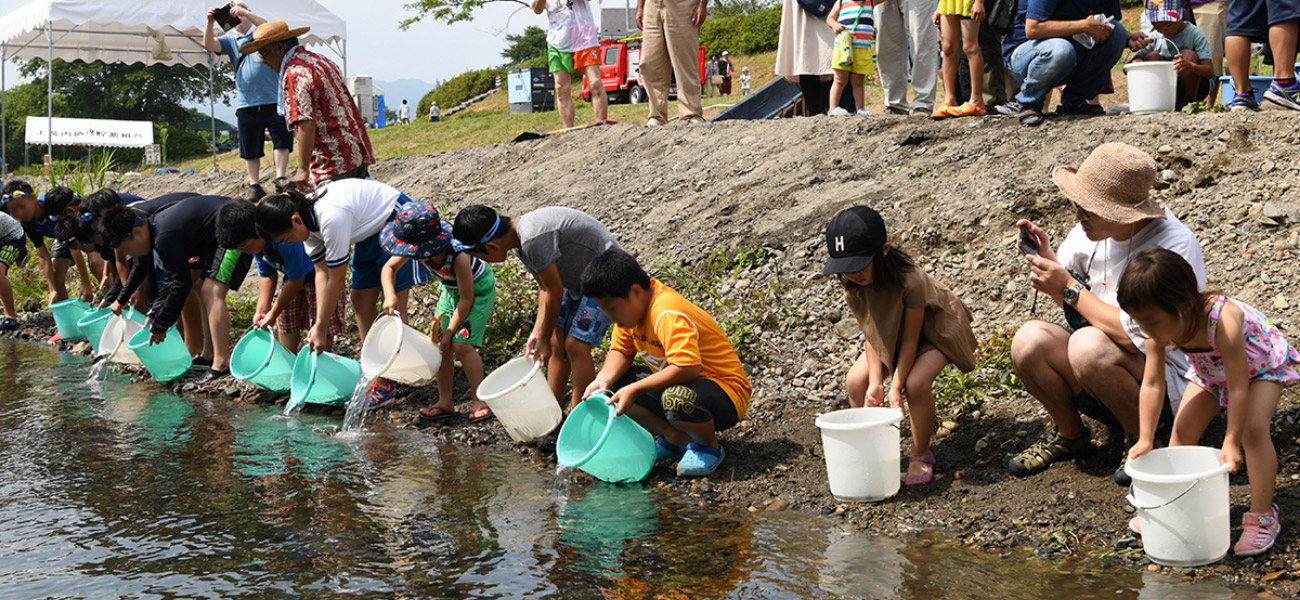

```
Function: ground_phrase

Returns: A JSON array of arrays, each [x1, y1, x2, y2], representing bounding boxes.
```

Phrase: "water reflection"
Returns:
[[0, 340, 1267, 599]]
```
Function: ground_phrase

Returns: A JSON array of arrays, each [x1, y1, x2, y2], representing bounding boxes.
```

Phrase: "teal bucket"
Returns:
[[290, 347, 362, 407], [77, 308, 114, 354], [51, 298, 92, 340], [556, 394, 656, 483], [127, 326, 193, 383], [230, 329, 295, 393]]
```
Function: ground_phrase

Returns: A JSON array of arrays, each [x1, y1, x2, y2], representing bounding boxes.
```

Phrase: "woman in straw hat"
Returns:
[[1001, 142, 1207, 485]]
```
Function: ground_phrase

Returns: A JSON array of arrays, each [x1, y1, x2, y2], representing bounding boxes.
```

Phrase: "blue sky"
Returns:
[[0, 0, 557, 103]]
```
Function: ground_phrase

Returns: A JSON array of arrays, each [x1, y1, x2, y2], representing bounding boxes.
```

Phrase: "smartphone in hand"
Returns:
[[1018, 224, 1039, 256]]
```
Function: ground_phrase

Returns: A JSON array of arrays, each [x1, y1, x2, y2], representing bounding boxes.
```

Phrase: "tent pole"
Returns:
[[342, 40, 347, 80], [208, 52, 216, 172], [47, 21, 53, 166], [2, 43, 7, 175]]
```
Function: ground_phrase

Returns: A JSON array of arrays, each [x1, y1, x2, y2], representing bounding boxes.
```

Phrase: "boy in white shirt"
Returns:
[[532, 0, 610, 128]]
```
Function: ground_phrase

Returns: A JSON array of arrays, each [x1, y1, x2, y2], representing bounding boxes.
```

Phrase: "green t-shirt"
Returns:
[[1137, 23, 1212, 61]]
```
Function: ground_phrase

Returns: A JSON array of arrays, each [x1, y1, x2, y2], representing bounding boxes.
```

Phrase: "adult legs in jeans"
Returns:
[[1009, 39, 1077, 109], [1059, 22, 1129, 105], [641, 0, 704, 124]]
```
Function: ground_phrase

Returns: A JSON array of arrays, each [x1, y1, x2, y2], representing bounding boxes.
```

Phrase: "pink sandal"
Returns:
[[904, 453, 936, 486]]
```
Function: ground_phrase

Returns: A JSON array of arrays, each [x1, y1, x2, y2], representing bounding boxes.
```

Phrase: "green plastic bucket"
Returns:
[[290, 347, 362, 407], [556, 393, 656, 483], [77, 308, 114, 354], [51, 298, 92, 340], [127, 326, 193, 383], [230, 329, 295, 393]]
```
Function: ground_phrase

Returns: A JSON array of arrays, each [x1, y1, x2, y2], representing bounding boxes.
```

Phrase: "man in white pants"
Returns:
[[873, 0, 940, 115]]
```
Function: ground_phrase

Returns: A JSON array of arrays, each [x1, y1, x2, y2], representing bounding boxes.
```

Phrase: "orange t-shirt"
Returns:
[[609, 279, 752, 418]]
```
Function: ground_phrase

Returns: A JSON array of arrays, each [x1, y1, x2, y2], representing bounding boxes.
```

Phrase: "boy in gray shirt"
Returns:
[[454, 205, 623, 411]]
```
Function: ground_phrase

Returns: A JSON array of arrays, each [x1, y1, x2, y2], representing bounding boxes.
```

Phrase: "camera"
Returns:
[[212, 4, 239, 31]]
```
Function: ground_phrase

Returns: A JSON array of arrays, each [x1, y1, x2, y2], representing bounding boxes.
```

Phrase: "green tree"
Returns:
[[400, 0, 529, 27], [502, 26, 547, 67], [711, 0, 778, 18]]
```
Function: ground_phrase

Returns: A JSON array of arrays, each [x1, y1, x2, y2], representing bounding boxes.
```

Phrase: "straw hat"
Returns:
[[238, 21, 310, 54], [1051, 142, 1164, 224]]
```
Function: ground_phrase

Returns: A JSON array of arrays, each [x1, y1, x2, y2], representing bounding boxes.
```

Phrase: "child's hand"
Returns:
[[527, 332, 552, 366], [109, 301, 122, 315], [829, 21, 846, 33], [865, 383, 886, 407], [583, 378, 613, 400], [1220, 443, 1244, 474], [253, 311, 273, 329], [1172, 54, 1187, 73], [970, 0, 985, 22], [606, 387, 636, 416], [887, 386, 904, 410], [1128, 439, 1153, 461], [382, 298, 398, 316], [149, 329, 166, 346], [932, 12, 941, 28], [438, 329, 454, 355]]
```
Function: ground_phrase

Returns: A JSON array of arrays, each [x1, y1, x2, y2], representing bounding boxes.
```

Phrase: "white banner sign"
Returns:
[[25, 117, 154, 148]]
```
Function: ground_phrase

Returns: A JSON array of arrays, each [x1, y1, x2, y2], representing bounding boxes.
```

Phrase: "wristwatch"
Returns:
[[1063, 282, 1085, 306]]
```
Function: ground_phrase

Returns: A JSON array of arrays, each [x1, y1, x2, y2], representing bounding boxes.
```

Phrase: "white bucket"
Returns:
[[1123, 62, 1178, 115], [815, 407, 904, 502], [1125, 446, 1232, 566], [359, 314, 441, 385], [99, 314, 145, 366], [478, 356, 562, 443]]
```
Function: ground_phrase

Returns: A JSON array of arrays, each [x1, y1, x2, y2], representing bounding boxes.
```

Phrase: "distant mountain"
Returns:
[[374, 79, 436, 107]]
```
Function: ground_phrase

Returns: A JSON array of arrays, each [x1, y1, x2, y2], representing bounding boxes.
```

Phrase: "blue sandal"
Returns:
[[676, 443, 725, 477], [655, 438, 686, 464], [0, 317, 16, 331]]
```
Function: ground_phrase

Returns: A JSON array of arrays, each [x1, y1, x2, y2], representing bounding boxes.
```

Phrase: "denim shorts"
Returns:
[[556, 292, 612, 346]]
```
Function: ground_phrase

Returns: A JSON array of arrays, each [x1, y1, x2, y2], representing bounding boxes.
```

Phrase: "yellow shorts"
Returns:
[[833, 45, 875, 76], [937, 0, 976, 17]]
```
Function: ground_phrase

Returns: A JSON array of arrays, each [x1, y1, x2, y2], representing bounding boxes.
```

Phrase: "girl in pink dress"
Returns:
[[1119, 248, 1299, 557]]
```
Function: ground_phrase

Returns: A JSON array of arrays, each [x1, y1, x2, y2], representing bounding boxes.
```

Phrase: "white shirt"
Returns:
[[305, 179, 403, 268], [544, 0, 598, 53], [1056, 207, 1206, 400], [398, 104, 410, 119]]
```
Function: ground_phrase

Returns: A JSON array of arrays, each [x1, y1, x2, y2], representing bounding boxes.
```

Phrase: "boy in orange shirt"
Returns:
[[581, 249, 751, 477]]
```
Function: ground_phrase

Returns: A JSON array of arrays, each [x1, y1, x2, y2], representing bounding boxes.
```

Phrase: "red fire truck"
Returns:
[[581, 38, 706, 104]]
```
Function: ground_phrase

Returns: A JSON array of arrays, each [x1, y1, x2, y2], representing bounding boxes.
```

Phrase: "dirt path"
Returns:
[[106, 110, 1300, 594]]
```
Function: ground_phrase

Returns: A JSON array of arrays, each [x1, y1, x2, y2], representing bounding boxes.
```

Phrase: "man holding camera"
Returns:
[[1003, 143, 1205, 484], [204, 2, 293, 200]]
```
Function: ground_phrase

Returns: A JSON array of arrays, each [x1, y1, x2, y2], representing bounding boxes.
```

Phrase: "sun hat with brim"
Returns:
[[238, 21, 310, 55], [823, 206, 887, 275], [1051, 142, 1164, 224], [381, 202, 452, 259]]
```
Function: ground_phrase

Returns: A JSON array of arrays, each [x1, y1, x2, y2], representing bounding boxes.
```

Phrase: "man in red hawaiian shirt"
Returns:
[[239, 21, 375, 192]]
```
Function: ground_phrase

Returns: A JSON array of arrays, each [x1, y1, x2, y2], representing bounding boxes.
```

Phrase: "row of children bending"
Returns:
[[0, 178, 751, 477]]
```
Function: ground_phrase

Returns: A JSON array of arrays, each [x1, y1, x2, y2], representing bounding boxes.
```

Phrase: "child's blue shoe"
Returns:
[[655, 438, 686, 464], [676, 443, 724, 477], [1229, 92, 1259, 112]]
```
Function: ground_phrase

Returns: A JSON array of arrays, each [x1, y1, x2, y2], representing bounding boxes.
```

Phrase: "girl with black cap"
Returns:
[[823, 205, 978, 486]]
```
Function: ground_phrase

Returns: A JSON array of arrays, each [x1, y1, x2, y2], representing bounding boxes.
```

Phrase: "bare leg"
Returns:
[[51, 257, 71, 304], [277, 331, 301, 354], [584, 65, 609, 123], [828, 69, 851, 111], [1269, 21, 1298, 80], [181, 284, 205, 357], [847, 351, 870, 408], [564, 335, 597, 410], [1011, 321, 1086, 439], [244, 158, 261, 186], [351, 287, 382, 342], [433, 343, 456, 411], [547, 327, 572, 405], [200, 279, 233, 371], [1226, 36, 1253, 93], [1068, 327, 1145, 437], [456, 342, 488, 412], [1241, 381, 1282, 513], [939, 15, 962, 106], [961, 19, 986, 107], [851, 73, 867, 110], [0, 263, 15, 318], [553, 69, 575, 129], [622, 402, 720, 448], [1170, 383, 1220, 447], [903, 350, 950, 479], [272, 148, 290, 180]]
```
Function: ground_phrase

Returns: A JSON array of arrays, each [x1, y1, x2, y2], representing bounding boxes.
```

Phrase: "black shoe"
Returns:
[[248, 183, 267, 200], [1055, 100, 1106, 116], [196, 368, 229, 385], [1018, 108, 1045, 127], [191, 356, 213, 370], [1114, 459, 1132, 487]]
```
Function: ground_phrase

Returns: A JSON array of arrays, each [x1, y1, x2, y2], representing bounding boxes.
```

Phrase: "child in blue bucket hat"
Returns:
[[1132, 0, 1214, 109], [381, 202, 497, 423]]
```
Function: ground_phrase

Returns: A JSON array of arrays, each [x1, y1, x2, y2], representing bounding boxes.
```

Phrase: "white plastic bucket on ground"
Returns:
[[1124, 62, 1177, 114], [99, 314, 145, 366], [815, 407, 904, 502], [1125, 446, 1232, 567], [477, 356, 562, 443], [359, 314, 441, 385]]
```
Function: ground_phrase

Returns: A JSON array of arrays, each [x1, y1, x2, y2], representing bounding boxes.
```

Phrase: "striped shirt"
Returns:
[[838, 0, 875, 49]]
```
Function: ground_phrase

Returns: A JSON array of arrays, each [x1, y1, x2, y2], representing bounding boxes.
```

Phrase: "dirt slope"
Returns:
[[119, 111, 1300, 593]]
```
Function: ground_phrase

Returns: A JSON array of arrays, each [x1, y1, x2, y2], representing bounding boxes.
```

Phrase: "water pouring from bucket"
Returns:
[[359, 314, 440, 385]]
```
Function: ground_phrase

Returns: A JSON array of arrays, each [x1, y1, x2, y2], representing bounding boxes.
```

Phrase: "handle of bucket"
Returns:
[[1126, 478, 1200, 511]]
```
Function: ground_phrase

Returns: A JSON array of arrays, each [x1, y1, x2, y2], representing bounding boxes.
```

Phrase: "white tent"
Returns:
[[0, 0, 348, 170]]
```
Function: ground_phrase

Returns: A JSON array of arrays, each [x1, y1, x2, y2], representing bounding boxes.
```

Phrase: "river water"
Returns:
[[0, 340, 1262, 599]]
